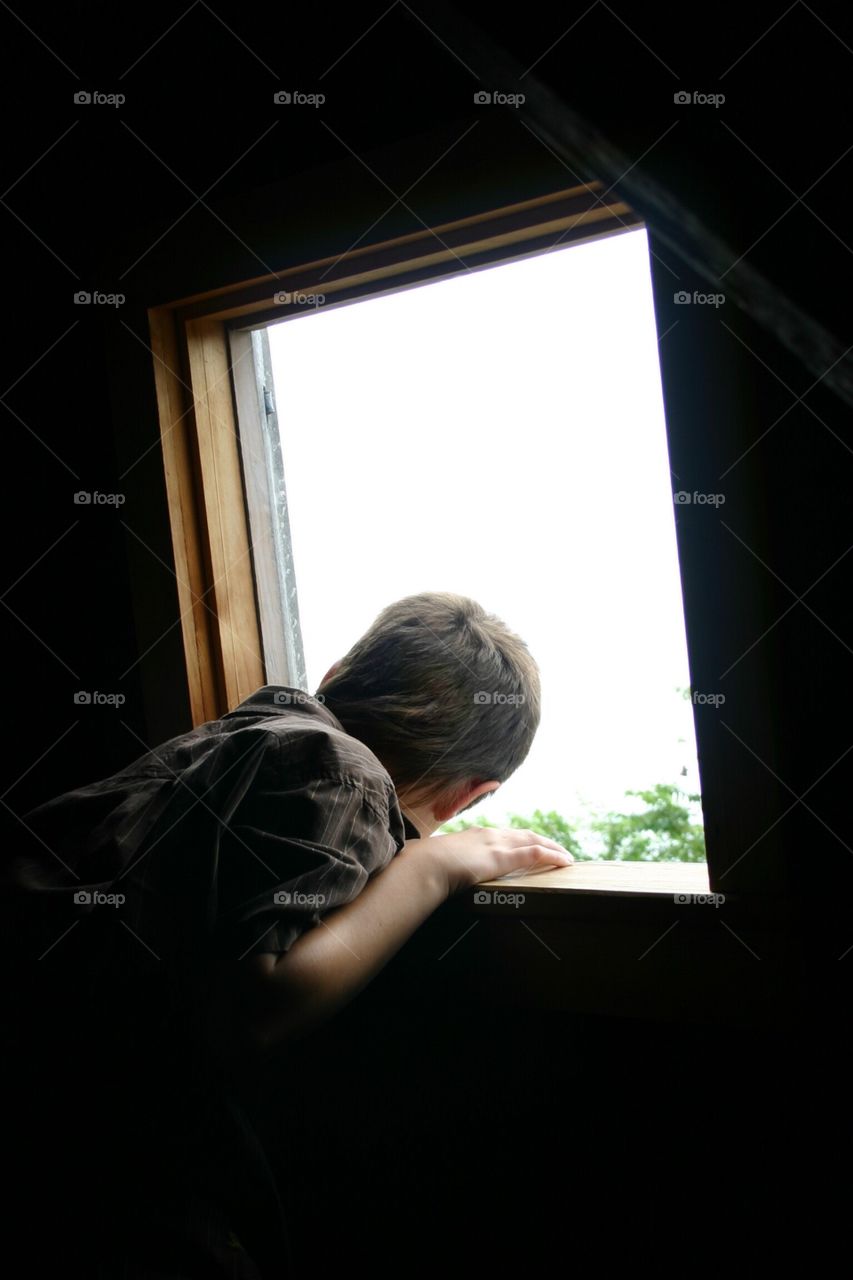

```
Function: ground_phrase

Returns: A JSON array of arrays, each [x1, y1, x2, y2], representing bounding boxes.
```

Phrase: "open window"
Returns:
[[238, 224, 708, 864], [149, 179, 725, 899]]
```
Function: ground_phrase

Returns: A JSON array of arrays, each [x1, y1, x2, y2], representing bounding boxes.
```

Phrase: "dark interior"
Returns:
[[3, 1, 851, 1270]]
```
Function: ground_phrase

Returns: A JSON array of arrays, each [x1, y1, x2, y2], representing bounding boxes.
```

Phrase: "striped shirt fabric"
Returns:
[[10, 685, 420, 966], [6, 687, 422, 1280]]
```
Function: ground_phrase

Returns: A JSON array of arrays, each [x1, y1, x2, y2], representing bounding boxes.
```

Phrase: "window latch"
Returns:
[[263, 387, 275, 417]]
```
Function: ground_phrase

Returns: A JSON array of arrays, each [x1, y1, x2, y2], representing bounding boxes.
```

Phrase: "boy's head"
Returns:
[[315, 592, 541, 825]]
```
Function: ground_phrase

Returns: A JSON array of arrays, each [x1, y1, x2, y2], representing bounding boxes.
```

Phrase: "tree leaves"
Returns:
[[440, 785, 706, 862]]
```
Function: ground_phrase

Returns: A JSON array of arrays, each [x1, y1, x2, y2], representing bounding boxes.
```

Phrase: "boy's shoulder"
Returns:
[[222, 685, 396, 803]]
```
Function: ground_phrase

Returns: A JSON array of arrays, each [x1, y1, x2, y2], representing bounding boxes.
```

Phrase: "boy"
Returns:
[[6, 591, 572, 1278]]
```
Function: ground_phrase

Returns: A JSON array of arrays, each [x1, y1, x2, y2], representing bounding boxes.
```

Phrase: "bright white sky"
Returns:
[[267, 227, 701, 829]]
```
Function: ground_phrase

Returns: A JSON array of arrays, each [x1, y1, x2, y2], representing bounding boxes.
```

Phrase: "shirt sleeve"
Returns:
[[214, 740, 404, 959]]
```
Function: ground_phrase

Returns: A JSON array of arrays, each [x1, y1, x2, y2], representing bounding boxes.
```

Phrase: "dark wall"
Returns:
[[3, 1, 850, 1263], [4, 1, 850, 798], [4, 1, 850, 946]]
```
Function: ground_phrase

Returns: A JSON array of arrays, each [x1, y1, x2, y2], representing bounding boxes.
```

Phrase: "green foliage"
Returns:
[[439, 784, 706, 863], [590, 784, 706, 862], [441, 808, 586, 859]]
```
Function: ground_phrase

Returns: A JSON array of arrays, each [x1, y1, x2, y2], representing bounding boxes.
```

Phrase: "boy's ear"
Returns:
[[431, 791, 462, 825], [434, 780, 501, 823], [319, 660, 341, 686]]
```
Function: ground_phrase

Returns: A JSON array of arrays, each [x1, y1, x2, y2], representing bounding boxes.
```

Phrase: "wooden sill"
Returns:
[[475, 860, 711, 898]]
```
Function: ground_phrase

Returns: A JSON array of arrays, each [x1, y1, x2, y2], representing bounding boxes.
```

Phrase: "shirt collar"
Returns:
[[227, 688, 426, 842], [401, 813, 424, 841], [222, 685, 346, 730]]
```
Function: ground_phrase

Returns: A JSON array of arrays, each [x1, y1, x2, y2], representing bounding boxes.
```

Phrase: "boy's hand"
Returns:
[[404, 827, 574, 897]]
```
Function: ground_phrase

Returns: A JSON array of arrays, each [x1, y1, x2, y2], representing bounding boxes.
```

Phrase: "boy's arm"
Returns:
[[238, 838, 448, 1054], [235, 826, 572, 1055]]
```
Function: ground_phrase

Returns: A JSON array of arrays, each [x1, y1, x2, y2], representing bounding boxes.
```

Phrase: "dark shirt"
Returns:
[[6, 687, 421, 1278]]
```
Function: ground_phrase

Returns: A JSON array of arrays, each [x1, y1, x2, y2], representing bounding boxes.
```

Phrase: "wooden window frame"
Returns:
[[148, 180, 735, 905], [148, 179, 640, 721]]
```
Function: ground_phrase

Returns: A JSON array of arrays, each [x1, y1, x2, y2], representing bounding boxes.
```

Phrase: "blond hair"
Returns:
[[316, 592, 541, 809]]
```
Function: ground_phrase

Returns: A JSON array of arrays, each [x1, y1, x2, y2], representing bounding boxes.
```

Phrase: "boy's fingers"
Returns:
[[500, 841, 573, 865], [508, 829, 572, 855]]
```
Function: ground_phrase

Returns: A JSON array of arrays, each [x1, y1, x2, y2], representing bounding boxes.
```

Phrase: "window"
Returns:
[[149, 179, 719, 897], [238, 227, 704, 867]]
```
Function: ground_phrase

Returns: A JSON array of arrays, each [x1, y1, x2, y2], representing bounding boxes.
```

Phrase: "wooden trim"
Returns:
[[183, 317, 266, 709], [227, 212, 641, 339], [149, 181, 640, 724], [148, 306, 223, 725], [172, 184, 639, 325]]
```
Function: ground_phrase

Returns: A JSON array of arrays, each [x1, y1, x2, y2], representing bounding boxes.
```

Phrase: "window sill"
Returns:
[[475, 859, 711, 898], [377, 854, 793, 1033]]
